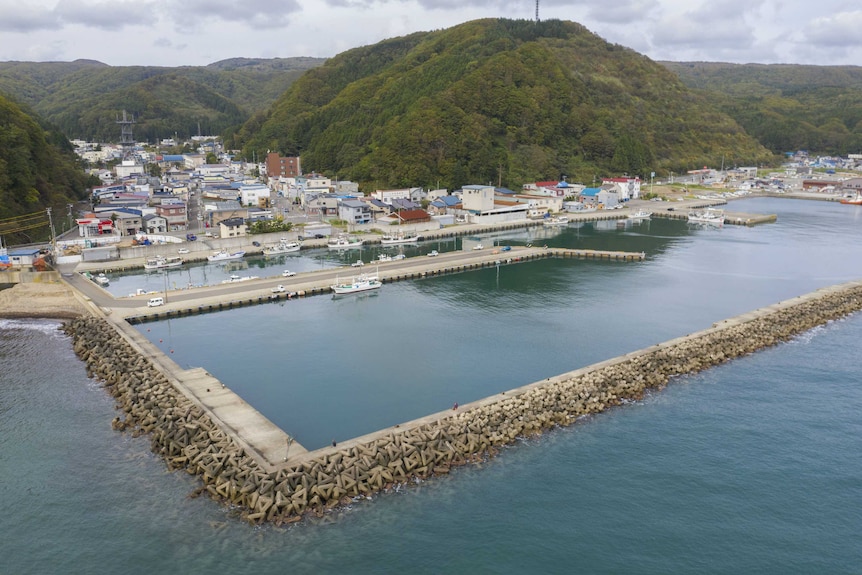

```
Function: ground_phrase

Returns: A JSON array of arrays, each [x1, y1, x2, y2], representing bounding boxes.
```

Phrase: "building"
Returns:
[[218, 217, 247, 238], [76, 217, 115, 237], [265, 153, 302, 179], [155, 202, 187, 232], [143, 214, 167, 234], [338, 199, 373, 225], [371, 188, 412, 205], [238, 184, 270, 207], [461, 185, 496, 213], [601, 177, 641, 200]]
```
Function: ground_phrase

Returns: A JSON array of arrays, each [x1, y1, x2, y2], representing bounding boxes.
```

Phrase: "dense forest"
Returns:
[[0, 93, 97, 244], [232, 19, 775, 191], [662, 62, 862, 155], [0, 57, 325, 142]]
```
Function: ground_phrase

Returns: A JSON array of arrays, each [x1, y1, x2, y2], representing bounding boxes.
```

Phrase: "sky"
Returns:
[[0, 0, 860, 67]]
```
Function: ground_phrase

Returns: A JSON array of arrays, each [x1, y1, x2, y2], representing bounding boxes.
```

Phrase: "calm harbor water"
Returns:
[[3, 197, 862, 574]]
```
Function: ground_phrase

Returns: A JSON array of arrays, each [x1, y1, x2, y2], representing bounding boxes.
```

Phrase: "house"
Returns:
[[155, 202, 187, 231], [427, 195, 461, 216], [377, 208, 432, 226], [143, 213, 168, 234], [111, 210, 143, 236], [512, 193, 564, 213], [371, 188, 412, 205], [602, 177, 641, 200], [218, 217, 247, 238], [76, 217, 115, 237], [338, 199, 373, 225], [238, 184, 270, 207], [841, 177, 862, 192]]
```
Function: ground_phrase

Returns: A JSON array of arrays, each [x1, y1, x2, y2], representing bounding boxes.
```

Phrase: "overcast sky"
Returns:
[[0, 0, 860, 67]]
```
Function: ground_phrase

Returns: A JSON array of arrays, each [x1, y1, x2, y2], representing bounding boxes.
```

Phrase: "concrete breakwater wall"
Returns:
[[65, 281, 862, 525]]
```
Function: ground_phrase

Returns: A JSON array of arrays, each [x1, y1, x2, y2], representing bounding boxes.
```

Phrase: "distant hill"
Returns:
[[0, 57, 326, 142], [234, 18, 775, 190], [661, 62, 862, 154], [0, 93, 96, 243]]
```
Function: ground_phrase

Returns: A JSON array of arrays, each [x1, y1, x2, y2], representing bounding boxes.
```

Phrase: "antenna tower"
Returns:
[[116, 110, 136, 160], [535, 0, 540, 22]]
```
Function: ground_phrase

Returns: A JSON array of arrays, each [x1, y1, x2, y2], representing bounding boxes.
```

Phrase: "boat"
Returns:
[[220, 274, 259, 284], [380, 230, 419, 244], [263, 239, 301, 256], [94, 273, 110, 286], [628, 210, 652, 220], [144, 255, 184, 270], [327, 234, 365, 249], [840, 193, 862, 205], [331, 272, 382, 295], [688, 208, 725, 227], [207, 249, 246, 262], [543, 216, 569, 226]]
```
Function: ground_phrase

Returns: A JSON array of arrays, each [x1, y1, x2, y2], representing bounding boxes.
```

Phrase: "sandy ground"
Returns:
[[0, 282, 88, 319]]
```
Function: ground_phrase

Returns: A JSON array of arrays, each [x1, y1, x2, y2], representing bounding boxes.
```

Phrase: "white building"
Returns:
[[239, 184, 271, 207]]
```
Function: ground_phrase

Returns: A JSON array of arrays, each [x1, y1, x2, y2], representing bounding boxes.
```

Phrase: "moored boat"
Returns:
[[144, 255, 184, 270], [543, 216, 569, 226], [331, 272, 382, 295], [327, 234, 365, 249], [628, 210, 652, 220], [380, 230, 419, 244], [263, 239, 301, 256], [688, 208, 724, 227], [207, 249, 246, 262], [840, 193, 862, 205]]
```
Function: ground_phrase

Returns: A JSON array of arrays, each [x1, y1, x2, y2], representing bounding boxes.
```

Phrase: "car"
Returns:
[[314, 234, 325, 239], [271, 285, 286, 293], [500, 245, 512, 252], [185, 233, 197, 241], [177, 248, 190, 254], [282, 270, 296, 277], [427, 250, 439, 257], [147, 297, 164, 307], [667, 207, 675, 211], [252, 241, 261, 247]]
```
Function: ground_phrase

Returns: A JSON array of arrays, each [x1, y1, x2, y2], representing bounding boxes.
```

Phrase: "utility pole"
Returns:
[[46, 207, 57, 255]]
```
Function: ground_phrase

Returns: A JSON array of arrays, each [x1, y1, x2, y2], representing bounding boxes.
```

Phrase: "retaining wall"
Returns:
[[64, 280, 862, 525]]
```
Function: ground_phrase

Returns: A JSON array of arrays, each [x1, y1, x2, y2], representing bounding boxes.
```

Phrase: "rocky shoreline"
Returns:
[[63, 281, 862, 525]]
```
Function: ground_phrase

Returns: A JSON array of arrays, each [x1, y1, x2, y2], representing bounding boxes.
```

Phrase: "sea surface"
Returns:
[[2, 197, 861, 574]]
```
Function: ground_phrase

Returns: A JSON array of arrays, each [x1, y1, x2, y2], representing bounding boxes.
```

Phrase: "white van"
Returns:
[[147, 297, 164, 307]]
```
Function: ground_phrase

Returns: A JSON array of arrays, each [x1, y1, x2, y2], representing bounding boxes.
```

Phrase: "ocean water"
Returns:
[[2, 197, 862, 574]]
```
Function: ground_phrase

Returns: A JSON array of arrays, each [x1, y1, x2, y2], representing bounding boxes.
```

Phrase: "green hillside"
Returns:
[[235, 19, 774, 190], [661, 62, 862, 154], [0, 57, 325, 142], [0, 94, 96, 243]]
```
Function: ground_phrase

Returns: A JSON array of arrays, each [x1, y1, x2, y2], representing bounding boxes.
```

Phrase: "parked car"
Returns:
[[500, 246, 512, 252], [186, 233, 197, 241], [282, 270, 296, 277], [271, 285, 286, 293], [252, 241, 261, 247], [427, 250, 439, 257], [147, 297, 164, 307], [314, 234, 325, 239], [177, 248, 190, 254]]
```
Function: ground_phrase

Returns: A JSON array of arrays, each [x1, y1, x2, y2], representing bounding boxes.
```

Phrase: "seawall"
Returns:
[[64, 280, 862, 525]]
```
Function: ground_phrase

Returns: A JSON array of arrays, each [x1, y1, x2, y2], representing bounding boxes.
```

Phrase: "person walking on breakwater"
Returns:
[[453, 402, 458, 410]]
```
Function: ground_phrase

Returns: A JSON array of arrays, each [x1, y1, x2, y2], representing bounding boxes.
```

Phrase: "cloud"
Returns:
[[179, 0, 302, 29], [0, 4, 61, 32], [803, 11, 862, 48]]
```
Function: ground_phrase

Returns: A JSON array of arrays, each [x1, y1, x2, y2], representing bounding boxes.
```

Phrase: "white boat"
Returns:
[[543, 216, 569, 226], [627, 210, 652, 220], [144, 255, 184, 270], [327, 234, 365, 249], [94, 273, 110, 286], [220, 274, 259, 284], [263, 240, 301, 256], [688, 208, 725, 227], [380, 230, 419, 244], [331, 272, 382, 295], [207, 249, 246, 262]]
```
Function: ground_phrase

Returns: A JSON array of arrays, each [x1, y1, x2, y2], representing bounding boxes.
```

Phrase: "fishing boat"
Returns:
[[628, 210, 652, 220], [327, 234, 364, 249], [543, 216, 569, 226], [93, 273, 110, 286], [331, 271, 382, 295], [144, 255, 184, 270], [688, 208, 725, 227], [840, 192, 862, 205], [220, 274, 259, 284], [207, 249, 246, 262], [380, 230, 419, 244], [263, 239, 301, 256]]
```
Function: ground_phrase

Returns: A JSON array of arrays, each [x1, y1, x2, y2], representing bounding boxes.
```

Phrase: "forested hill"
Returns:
[[661, 62, 862, 154], [0, 94, 95, 242], [0, 57, 325, 142], [232, 18, 774, 190]]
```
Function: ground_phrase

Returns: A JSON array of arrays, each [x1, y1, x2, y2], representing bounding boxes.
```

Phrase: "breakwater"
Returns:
[[64, 280, 862, 525]]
